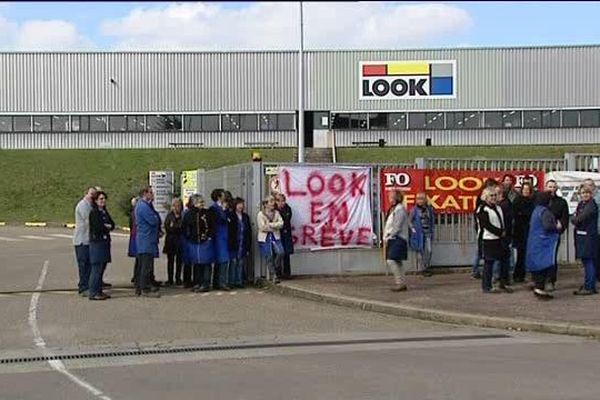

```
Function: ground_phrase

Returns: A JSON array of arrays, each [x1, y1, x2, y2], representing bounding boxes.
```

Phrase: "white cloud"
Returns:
[[101, 1, 472, 50], [15, 20, 93, 50], [0, 6, 93, 50]]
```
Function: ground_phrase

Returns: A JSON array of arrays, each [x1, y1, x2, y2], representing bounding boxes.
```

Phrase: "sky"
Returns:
[[0, 1, 598, 51]]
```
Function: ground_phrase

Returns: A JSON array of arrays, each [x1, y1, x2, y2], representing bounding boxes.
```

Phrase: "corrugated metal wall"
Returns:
[[1, 46, 600, 113], [335, 128, 600, 147], [0, 131, 295, 149]]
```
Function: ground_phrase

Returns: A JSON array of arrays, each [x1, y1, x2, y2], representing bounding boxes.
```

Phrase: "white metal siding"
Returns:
[[1, 46, 600, 113], [0, 131, 296, 149], [335, 128, 600, 147]]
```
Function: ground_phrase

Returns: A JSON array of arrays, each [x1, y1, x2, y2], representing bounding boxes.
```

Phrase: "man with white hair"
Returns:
[[73, 186, 97, 297]]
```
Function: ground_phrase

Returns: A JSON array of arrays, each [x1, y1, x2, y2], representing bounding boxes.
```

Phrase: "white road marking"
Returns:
[[0, 236, 23, 242], [201, 293, 210, 297], [229, 291, 238, 295], [20, 235, 54, 241], [215, 292, 223, 296], [48, 234, 74, 239], [28, 260, 112, 400]]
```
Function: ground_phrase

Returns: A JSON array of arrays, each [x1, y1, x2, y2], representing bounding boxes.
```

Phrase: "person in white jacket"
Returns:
[[383, 190, 409, 292], [257, 195, 285, 283]]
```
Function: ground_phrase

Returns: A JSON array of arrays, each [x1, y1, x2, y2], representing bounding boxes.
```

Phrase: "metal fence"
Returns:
[[195, 154, 598, 277]]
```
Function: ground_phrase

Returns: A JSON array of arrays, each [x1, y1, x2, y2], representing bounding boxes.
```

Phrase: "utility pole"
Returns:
[[297, 1, 305, 163]]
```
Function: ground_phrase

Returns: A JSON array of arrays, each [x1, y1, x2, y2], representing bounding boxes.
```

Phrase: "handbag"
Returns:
[[386, 236, 408, 261]]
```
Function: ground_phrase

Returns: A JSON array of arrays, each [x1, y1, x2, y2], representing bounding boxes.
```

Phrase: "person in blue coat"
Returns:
[[526, 192, 561, 300], [572, 185, 599, 295], [210, 189, 231, 291], [409, 192, 435, 277], [135, 186, 162, 298]]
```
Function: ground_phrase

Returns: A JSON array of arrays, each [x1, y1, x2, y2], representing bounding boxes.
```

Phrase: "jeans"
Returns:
[[265, 253, 283, 279], [88, 262, 105, 298], [416, 236, 432, 272], [215, 262, 229, 288], [386, 260, 406, 285], [136, 253, 155, 293], [483, 256, 510, 292], [493, 246, 515, 280], [229, 257, 246, 286], [167, 252, 182, 283], [74, 245, 91, 293], [582, 258, 597, 291], [193, 263, 212, 288]]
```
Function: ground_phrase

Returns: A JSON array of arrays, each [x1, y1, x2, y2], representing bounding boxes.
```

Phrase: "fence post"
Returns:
[[251, 161, 264, 281], [564, 153, 577, 171]]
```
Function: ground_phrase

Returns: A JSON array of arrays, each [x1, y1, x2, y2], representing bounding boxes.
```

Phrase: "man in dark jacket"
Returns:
[[495, 185, 514, 284], [545, 179, 569, 291]]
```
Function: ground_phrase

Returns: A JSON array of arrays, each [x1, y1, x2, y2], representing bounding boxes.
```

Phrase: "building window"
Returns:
[[128, 115, 146, 131], [562, 110, 579, 127], [330, 113, 350, 129], [90, 116, 108, 132], [0, 116, 10, 132], [147, 115, 181, 131], [184, 115, 219, 131], [239, 114, 258, 131], [222, 114, 241, 131], [184, 115, 202, 131], [368, 113, 388, 130], [523, 111, 542, 128], [109, 115, 127, 132], [259, 114, 276, 131], [350, 113, 368, 129], [541, 110, 560, 128], [13, 116, 31, 132], [51, 115, 70, 132], [277, 114, 295, 130], [408, 112, 442, 130], [580, 110, 600, 127], [33, 116, 52, 132], [388, 113, 407, 130], [447, 112, 481, 129], [484, 111, 521, 128], [201, 115, 219, 131], [71, 116, 89, 132]]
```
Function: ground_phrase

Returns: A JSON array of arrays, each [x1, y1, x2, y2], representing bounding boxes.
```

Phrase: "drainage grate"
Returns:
[[0, 334, 509, 365]]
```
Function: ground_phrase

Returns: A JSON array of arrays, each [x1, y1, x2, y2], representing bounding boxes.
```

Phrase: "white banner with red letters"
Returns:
[[277, 165, 373, 251]]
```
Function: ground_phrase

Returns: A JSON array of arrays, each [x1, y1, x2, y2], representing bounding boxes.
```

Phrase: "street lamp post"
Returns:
[[297, 1, 305, 163]]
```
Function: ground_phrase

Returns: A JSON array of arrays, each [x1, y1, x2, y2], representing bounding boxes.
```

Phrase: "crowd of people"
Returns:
[[72, 186, 295, 300], [384, 175, 600, 299]]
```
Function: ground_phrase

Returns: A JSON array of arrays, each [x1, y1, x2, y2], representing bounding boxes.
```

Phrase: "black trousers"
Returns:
[[167, 252, 182, 283], [282, 254, 292, 278], [549, 237, 561, 284], [532, 268, 552, 291], [482, 256, 510, 292], [513, 241, 527, 281], [136, 253, 155, 293], [183, 263, 192, 285]]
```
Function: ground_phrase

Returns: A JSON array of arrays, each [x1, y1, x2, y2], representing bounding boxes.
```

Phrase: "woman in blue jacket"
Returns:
[[526, 192, 560, 300], [409, 192, 435, 277], [572, 185, 598, 295], [210, 189, 231, 291]]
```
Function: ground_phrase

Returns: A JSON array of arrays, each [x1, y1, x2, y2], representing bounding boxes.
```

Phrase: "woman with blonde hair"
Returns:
[[476, 186, 513, 294], [384, 190, 409, 292], [257, 195, 284, 284]]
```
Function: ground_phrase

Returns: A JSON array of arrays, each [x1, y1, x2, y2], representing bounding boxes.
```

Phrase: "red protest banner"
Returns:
[[380, 168, 545, 214]]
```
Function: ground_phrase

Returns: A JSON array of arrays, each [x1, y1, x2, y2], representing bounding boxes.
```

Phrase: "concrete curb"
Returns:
[[24, 222, 47, 227], [271, 283, 600, 339]]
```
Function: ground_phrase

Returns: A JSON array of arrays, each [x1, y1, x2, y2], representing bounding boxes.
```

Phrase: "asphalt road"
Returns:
[[1, 227, 599, 400]]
